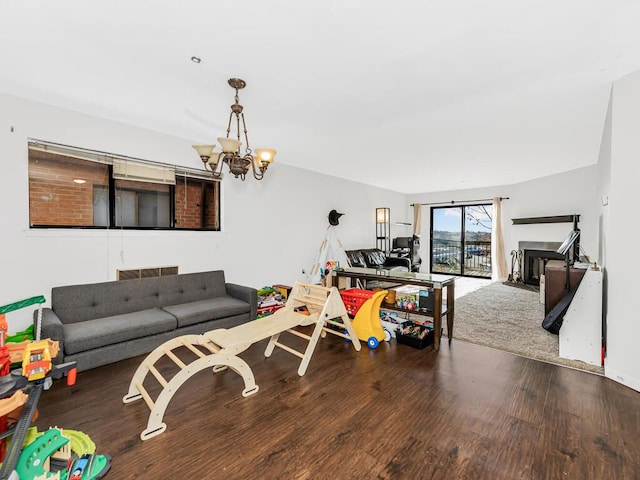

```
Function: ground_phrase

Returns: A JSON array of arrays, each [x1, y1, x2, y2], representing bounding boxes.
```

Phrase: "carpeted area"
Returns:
[[449, 280, 604, 375]]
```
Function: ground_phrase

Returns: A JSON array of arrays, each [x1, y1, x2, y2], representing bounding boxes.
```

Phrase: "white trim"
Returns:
[[605, 365, 640, 393]]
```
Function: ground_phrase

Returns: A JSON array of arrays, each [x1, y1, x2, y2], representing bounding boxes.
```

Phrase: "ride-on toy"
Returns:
[[340, 289, 390, 348]]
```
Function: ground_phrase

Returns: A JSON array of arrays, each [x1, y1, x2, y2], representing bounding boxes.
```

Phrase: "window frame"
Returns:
[[28, 139, 221, 231]]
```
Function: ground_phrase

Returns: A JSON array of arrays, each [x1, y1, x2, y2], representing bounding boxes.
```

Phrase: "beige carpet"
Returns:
[[449, 281, 604, 375]]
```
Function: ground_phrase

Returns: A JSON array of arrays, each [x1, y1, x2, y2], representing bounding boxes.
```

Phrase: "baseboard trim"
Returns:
[[605, 365, 640, 393]]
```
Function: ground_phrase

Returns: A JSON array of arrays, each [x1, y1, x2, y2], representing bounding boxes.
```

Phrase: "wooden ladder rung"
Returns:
[[163, 347, 187, 369], [135, 381, 155, 411], [272, 341, 305, 359], [145, 361, 168, 388], [180, 339, 206, 358], [286, 328, 311, 341], [323, 327, 349, 340], [325, 319, 345, 329], [304, 292, 329, 301], [300, 284, 330, 294], [290, 296, 326, 308], [200, 341, 221, 354]]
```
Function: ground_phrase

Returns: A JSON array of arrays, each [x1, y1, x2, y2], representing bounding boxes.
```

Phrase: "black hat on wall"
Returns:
[[328, 209, 344, 226]]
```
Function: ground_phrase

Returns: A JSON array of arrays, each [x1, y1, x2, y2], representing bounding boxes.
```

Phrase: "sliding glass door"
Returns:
[[430, 204, 493, 277]]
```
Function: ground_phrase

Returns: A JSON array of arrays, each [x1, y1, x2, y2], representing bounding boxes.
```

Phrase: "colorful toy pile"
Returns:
[[256, 285, 292, 318], [0, 296, 110, 480]]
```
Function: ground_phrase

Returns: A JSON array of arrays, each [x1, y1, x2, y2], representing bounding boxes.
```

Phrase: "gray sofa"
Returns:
[[37, 270, 257, 372]]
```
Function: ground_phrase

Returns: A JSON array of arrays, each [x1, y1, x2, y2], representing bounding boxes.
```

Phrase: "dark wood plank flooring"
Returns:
[[33, 331, 640, 479]]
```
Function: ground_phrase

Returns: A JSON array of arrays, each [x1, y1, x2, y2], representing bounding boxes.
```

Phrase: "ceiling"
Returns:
[[1, 1, 639, 194]]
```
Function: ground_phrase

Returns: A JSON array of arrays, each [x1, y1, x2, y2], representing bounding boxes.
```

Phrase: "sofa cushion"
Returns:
[[162, 295, 251, 328], [345, 250, 367, 268], [52, 279, 167, 324], [157, 270, 228, 306], [362, 249, 387, 267], [63, 307, 177, 355]]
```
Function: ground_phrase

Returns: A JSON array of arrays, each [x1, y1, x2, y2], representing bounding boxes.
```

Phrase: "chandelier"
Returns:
[[193, 78, 276, 181]]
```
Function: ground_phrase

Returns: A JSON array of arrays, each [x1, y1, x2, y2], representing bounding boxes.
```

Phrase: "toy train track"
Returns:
[[13, 428, 111, 480], [0, 383, 43, 480]]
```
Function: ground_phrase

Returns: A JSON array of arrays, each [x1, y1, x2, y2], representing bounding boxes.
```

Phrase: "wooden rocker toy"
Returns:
[[123, 282, 361, 441]]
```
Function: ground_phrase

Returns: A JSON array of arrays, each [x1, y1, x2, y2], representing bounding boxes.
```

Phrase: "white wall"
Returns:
[[0, 93, 408, 331], [597, 92, 612, 268], [604, 70, 640, 391], [408, 165, 599, 274]]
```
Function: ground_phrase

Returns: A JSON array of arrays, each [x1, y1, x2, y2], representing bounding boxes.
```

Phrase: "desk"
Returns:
[[332, 267, 456, 351]]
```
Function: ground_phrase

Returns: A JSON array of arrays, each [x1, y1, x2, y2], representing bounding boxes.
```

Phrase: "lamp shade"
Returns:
[[376, 207, 390, 224], [254, 148, 277, 166], [217, 137, 242, 153], [207, 155, 220, 168], [192, 144, 215, 159]]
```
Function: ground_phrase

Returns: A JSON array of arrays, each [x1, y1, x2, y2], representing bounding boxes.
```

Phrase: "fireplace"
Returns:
[[518, 241, 564, 286]]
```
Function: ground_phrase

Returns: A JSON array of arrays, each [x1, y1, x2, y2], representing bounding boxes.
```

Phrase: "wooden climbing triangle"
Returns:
[[123, 282, 360, 441]]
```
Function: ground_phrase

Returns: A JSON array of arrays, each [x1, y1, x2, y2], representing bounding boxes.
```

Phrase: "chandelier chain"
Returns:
[[241, 113, 251, 154], [226, 112, 233, 140]]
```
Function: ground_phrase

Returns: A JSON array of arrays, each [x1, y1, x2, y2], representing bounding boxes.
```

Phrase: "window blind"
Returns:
[[113, 159, 176, 185], [29, 139, 214, 183]]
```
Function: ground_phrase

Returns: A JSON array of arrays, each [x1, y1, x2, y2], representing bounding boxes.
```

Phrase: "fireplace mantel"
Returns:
[[512, 214, 579, 225]]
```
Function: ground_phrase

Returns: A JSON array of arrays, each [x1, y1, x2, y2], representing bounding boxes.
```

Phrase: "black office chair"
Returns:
[[409, 235, 422, 272], [391, 236, 422, 272], [391, 236, 411, 254]]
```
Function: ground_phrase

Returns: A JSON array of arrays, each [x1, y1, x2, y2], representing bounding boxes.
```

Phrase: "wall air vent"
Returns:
[[117, 266, 179, 281]]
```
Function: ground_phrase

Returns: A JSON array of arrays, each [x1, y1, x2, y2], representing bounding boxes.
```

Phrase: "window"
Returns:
[[114, 181, 171, 228], [28, 141, 220, 230], [430, 204, 492, 278], [174, 175, 219, 229]]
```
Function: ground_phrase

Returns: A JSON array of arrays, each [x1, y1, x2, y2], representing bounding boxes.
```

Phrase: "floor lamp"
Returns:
[[376, 207, 390, 254]]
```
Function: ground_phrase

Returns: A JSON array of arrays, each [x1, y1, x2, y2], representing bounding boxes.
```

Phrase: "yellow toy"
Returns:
[[349, 290, 389, 348], [21, 340, 52, 381]]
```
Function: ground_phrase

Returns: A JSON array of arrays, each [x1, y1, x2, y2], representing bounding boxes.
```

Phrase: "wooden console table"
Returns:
[[331, 267, 456, 351]]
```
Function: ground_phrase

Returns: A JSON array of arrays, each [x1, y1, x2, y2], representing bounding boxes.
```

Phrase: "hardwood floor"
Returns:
[[34, 331, 640, 479]]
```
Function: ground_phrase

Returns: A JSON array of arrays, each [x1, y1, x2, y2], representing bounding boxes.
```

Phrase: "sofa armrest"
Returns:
[[35, 307, 65, 363], [226, 283, 258, 319], [383, 256, 411, 271]]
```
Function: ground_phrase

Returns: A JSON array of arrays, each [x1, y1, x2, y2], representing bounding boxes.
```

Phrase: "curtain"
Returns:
[[493, 197, 508, 281], [413, 204, 422, 236]]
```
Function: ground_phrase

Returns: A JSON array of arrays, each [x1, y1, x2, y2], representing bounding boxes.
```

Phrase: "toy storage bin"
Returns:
[[396, 321, 434, 349], [339, 288, 375, 317]]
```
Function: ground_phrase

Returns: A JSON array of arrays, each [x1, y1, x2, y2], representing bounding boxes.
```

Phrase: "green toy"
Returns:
[[5, 324, 35, 343], [16, 428, 111, 480], [23, 427, 96, 456]]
